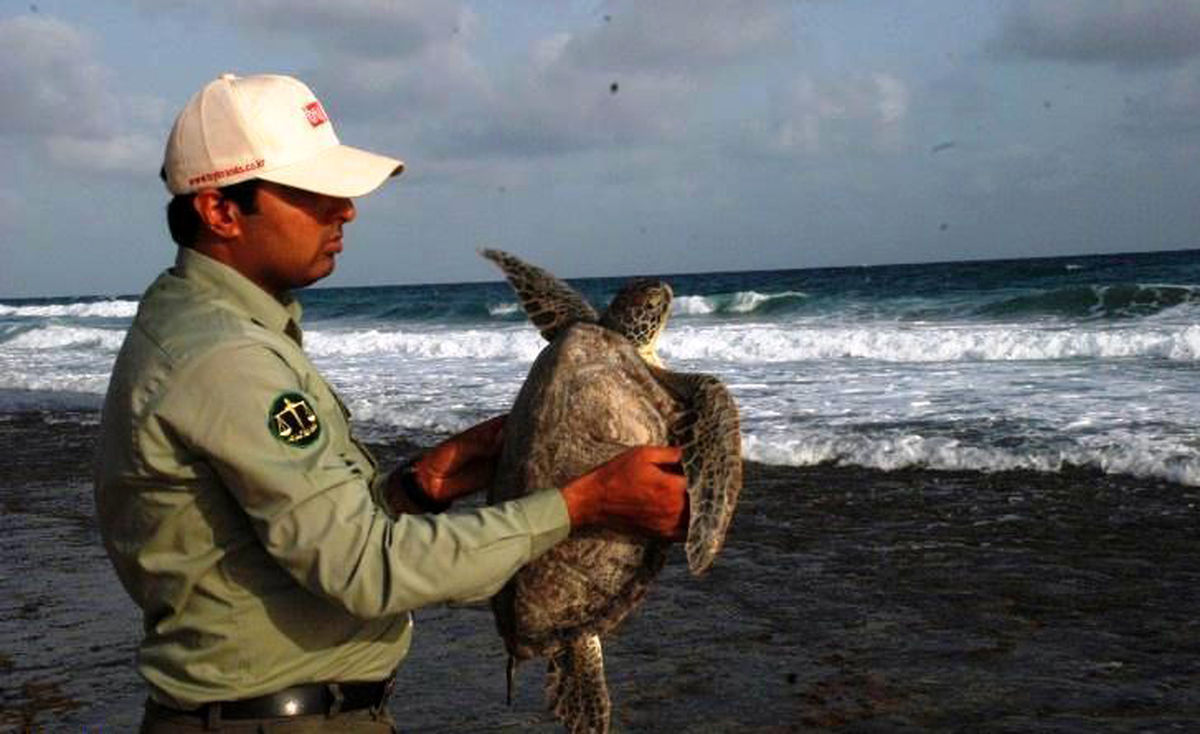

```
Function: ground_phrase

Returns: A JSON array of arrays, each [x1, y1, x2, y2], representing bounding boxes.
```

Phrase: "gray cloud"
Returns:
[[992, 0, 1200, 68], [139, 0, 472, 59], [1120, 66, 1200, 137], [0, 15, 119, 138], [755, 72, 911, 156], [565, 0, 794, 72], [415, 33, 696, 159], [0, 14, 162, 176], [413, 1, 799, 159], [139, 1, 799, 161], [45, 133, 161, 174]]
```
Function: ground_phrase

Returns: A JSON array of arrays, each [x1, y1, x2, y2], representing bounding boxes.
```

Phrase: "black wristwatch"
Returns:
[[396, 458, 451, 514]]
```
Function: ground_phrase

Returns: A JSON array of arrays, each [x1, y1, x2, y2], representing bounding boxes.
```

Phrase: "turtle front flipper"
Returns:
[[652, 367, 743, 575], [480, 248, 599, 341], [547, 634, 611, 733]]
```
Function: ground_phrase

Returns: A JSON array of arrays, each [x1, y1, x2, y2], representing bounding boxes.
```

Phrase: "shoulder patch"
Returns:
[[269, 392, 321, 447]]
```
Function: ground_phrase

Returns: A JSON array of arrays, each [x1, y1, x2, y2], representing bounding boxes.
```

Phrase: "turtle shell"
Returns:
[[490, 322, 678, 659]]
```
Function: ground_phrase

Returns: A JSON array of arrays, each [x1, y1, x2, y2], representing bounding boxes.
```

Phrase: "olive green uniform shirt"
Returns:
[[94, 248, 569, 709]]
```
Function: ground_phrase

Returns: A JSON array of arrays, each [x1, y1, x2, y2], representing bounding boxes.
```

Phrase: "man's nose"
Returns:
[[331, 196, 355, 223]]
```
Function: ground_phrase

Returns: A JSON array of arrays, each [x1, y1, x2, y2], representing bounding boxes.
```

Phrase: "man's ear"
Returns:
[[193, 189, 244, 240]]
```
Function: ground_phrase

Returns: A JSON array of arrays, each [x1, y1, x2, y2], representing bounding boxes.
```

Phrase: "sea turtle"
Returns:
[[482, 248, 742, 733]]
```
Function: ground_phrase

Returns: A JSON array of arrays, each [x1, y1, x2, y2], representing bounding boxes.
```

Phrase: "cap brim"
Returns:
[[258, 144, 403, 198]]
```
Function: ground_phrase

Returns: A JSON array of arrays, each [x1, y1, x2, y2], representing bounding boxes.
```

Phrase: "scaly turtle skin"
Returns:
[[482, 249, 742, 733]]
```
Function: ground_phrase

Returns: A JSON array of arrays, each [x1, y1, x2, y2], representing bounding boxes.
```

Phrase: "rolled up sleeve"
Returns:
[[159, 343, 570, 619]]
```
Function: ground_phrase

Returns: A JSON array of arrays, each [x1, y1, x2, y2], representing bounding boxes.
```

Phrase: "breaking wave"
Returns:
[[0, 300, 139, 319], [0, 325, 126, 351], [741, 433, 1200, 486], [660, 323, 1200, 363], [672, 290, 808, 316], [305, 327, 545, 361], [976, 284, 1200, 320]]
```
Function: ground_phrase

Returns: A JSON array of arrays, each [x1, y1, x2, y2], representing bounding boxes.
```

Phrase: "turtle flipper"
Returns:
[[546, 634, 611, 734], [480, 248, 599, 342], [652, 367, 743, 575]]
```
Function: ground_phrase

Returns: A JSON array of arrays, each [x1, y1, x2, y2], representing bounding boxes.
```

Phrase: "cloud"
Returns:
[[992, 0, 1200, 68], [0, 14, 166, 176], [1120, 66, 1200, 137], [141, 0, 490, 139], [45, 133, 161, 175], [139, 1, 800, 161], [565, 0, 794, 72], [415, 32, 697, 159], [0, 186, 22, 219], [140, 0, 471, 59], [0, 15, 119, 138], [311, 22, 490, 123], [413, 1, 799, 159], [757, 72, 911, 156]]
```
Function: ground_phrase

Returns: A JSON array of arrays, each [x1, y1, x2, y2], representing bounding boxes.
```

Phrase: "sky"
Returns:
[[2, 0, 1199, 298]]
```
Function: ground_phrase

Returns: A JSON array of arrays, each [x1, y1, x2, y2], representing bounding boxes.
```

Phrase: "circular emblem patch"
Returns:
[[269, 392, 321, 447]]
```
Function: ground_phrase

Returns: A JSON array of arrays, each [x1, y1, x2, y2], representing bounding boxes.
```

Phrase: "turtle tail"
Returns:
[[546, 634, 611, 734]]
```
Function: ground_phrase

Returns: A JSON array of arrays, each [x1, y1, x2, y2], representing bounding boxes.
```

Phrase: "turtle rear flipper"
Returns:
[[653, 367, 743, 575], [547, 634, 611, 733], [480, 248, 598, 341]]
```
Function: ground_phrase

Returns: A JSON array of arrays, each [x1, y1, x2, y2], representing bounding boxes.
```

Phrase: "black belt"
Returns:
[[157, 674, 395, 723]]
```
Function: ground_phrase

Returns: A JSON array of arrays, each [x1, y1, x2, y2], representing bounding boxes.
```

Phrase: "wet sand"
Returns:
[[1, 411, 1198, 731]]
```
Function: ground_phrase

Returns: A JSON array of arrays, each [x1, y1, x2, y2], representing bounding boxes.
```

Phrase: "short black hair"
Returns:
[[164, 178, 263, 247]]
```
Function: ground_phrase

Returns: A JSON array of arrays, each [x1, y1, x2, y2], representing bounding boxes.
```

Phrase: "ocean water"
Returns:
[[2, 248, 1198, 485]]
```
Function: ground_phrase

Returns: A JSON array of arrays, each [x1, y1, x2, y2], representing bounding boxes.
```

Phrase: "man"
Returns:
[[94, 73, 688, 732]]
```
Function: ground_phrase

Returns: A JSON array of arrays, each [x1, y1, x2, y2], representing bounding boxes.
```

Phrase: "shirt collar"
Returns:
[[174, 247, 304, 343]]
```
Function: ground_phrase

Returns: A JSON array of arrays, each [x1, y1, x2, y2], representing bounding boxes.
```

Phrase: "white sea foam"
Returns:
[[672, 290, 807, 316], [672, 296, 717, 315], [729, 290, 806, 313], [305, 327, 544, 361], [741, 432, 1200, 486], [0, 372, 111, 396], [488, 302, 521, 316], [1, 325, 126, 351], [0, 300, 138, 318], [659, 323, 1200, 363]]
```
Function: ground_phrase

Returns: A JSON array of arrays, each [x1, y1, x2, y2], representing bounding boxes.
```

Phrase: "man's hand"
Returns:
[[386, 415, 506, 514], [560, 445, 689, 541], [417, 414, 507, 503]]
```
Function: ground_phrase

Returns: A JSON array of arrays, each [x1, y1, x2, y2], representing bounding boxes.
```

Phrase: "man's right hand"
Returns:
[[560, 446, 689, 540]]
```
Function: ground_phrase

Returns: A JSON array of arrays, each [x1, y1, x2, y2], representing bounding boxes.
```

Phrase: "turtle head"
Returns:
[[600, 278, 673, 367]]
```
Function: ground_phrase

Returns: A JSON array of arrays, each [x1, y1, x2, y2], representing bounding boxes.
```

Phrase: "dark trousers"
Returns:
[[140, 698, 398, 733]]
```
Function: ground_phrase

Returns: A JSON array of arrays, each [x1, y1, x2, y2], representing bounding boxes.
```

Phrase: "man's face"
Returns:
[[235, 182, 356, 294]]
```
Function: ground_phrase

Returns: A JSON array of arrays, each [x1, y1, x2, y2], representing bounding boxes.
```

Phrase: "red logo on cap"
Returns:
[[304, 101, 329, 128]]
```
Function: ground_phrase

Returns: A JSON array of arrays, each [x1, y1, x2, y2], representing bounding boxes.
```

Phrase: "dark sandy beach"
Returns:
[[1, 410, 1197, 732]]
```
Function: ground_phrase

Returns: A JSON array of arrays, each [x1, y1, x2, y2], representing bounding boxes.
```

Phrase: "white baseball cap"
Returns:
[[163, 73, 403, 197]]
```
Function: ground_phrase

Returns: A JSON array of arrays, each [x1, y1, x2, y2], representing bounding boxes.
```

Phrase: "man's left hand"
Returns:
[[413, 414, 507, 504]]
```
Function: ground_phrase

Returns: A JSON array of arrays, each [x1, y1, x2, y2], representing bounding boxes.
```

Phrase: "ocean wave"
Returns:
[[6, 320, 1199, 365], [0, 375, 110, 399], [742, 433, 1200, 486], [488, 302, 521, 317], [305, 327, 544, 360], [672, 290, 808, 317], [660, 323, 1200, 363], [0, 300, 139, 319], [0, 325, 126, 351], [976, 284, 1200, 320]]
